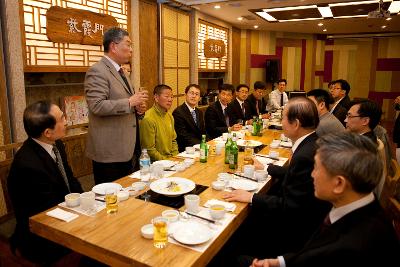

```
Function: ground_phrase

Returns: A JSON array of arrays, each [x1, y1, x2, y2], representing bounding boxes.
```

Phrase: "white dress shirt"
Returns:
[[32, 138, 56, 161], [269, 89, 288, 110]]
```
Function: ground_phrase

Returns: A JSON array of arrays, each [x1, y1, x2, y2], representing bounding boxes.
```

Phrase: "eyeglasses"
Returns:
[[346, 114, 363, 119], [187, 91, 200, 96]]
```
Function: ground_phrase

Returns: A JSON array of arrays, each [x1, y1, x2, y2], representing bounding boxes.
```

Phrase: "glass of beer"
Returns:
[[105, 188, 118, 214], [243, 146, 254, 165], [152, 216, 168, 248]]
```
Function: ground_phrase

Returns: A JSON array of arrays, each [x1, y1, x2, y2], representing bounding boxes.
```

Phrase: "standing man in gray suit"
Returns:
[[85, 27, 148, 184]]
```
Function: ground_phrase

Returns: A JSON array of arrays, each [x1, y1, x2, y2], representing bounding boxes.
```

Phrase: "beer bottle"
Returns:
[[229, 133, 238, 169], [200, 134, 207, 163], [258, 114, 263, 136], [252, 116, 258, 136], [224, 133, 232, 164]]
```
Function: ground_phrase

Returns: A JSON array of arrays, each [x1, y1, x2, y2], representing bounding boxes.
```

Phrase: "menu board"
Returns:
[[63, 96, 89, 126]]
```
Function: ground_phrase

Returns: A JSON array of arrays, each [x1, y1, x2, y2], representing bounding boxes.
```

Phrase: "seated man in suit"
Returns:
[[223, 97, 330, 259], [269, 79, 288, 111], [246, 81, 270, 119], [249, 132, 400, 267], [140, 84, 178, 161], [7, 101, 83, 264], [205, 83, 241, 139], [329, 79, 351, 125], [307, 88, 344, 137], [226, 84, 253, 126], [345, 99, 382, 144], [173, 84, 206, 152]]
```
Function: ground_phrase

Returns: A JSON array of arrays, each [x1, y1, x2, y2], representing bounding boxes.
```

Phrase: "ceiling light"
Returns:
[[329, 1, 377, 7], [214, 5, 220, 9], [237, 17, 243, 21], [318, 6, 333, 18], [386, 17, 392, 20], [279, 17, 322, 22], [254, 25, 259, 29], [263, 5, 317, 12], [389, 1, 400, 13], [323, 29, 327, 31], [381, 25, 387, 28], [318, 22, 324, 26], [256, 11, 277, 22]]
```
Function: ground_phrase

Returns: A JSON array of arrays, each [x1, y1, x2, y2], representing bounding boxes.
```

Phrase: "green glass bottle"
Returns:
[[200, 134, 207, 163], [257, 114, 263, 136], [229, 133, 238, 169], [224, 133, 232, 164], [252, 116, 258, 136]]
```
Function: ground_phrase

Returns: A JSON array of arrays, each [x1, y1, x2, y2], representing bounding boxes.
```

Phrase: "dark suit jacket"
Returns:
[[172, 103, 206, 152], [362, 130, 378, 144], [205, 100, 229, 139], [339, 94, 351, 110], [7, 138, 83, 263], [226, 99, 253, 126], [331, 104, 347, 126], [246, 94, 267, 117], [284, 200, 400, 267], [393, 114, 400, 146], [254, 133, 331, 252]]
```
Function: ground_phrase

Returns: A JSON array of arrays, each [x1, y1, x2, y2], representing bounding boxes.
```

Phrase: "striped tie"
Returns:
[[191, 109, 198, 126], [53, 145, 71, 192]]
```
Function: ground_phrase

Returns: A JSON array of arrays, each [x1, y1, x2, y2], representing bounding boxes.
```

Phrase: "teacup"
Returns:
[[65, 193, 80, 207], [211, 180, 225, 191], [269, 150, 279, 159], [161, 209, 180, 223], [209, 204, 226, 220], [254, 170, 268, 181], [185, 146, 195, 154], [243, 165, 255, 178]]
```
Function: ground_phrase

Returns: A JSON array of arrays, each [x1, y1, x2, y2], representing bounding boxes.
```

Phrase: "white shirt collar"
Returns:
[[32, 138, 56, 160], [185, 102, 196, 112], [291, 131, 315, 153], [236, 98, 244, 105], [104, 55, 121, 72], [219, 100, 227, 110], [330, 96, 345, 113], [328, 193, 375, 224]]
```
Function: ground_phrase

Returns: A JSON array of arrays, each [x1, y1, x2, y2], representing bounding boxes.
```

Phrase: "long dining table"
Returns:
[[29, 128, 291, 267]]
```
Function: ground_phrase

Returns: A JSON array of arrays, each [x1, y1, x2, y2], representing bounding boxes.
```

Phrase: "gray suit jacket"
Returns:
[[84, 56, 138, 163]]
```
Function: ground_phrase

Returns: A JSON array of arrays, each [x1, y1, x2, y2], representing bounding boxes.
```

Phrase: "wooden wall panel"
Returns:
[[139, 0, 158, 108], [232, 26, 240, 86]]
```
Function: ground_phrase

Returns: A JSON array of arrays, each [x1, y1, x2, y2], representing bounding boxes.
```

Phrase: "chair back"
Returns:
[[374, 138, 387, 199]]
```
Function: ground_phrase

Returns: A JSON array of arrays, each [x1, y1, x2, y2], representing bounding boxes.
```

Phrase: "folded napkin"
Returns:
[[46, 208, 79, 222], [129, 170, 176, 179], [204, 199, 236, 212], [177, 151, 200, 159]]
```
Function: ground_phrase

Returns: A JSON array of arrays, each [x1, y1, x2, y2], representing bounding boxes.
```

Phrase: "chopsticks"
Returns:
[[185, 211, 216, 224], [227, 171, 257, 182], [255, 154, 279, 161]]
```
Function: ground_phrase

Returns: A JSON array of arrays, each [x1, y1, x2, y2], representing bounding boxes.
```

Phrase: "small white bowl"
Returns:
[[175, 163, 186, 172], [255, 170, 268, 182], [211, 180, 225, 191], [141, 224, 154, 239], [209, 204, 226, 220], [185, 146, 195, 154], [65, 193, 80, 207], [161, 209, 180, 222], [117, 191, 129, 201], [132, 181, 146, 191], [183, 158, 195, 167]]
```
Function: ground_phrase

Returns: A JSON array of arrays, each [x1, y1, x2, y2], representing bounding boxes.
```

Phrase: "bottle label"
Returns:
[[140, 158, 150, 167]]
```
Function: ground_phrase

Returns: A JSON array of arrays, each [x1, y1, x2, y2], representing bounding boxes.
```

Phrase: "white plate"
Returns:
[[173, 221, 212, 245], [153, 160, 176, 168], [280, 141, 293, 148], [229, 179, 258, 191], [150, 177, 195, 196], [92, 183, 122, 195], [236, 139, 263, 147]]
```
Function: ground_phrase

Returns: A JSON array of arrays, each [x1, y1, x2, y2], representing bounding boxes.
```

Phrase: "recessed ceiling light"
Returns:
[[386, 17, 392, 21], [318, 6, 333, 17], [292, 13, 300, 17], [381, 25, 387, 28], [323, 29, 327, 32], [237, 17, 243, 21], [389, 1, 400, 13], [254, 25, 259, 29], [318, 22, 324, 26], [214, 5, 221, 9], [256, 11, 277, 22]]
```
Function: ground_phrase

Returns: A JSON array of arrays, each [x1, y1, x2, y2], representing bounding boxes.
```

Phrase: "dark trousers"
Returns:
[[92, 155, 138, 184]]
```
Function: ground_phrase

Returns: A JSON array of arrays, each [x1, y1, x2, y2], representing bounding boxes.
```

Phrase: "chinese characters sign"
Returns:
[[46, 6, 118, 46], [204, 39, 226, 58]]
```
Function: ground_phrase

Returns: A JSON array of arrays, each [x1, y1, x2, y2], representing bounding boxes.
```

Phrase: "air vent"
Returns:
[[242, 15, 257, 20], [228, 2, 242, 8]]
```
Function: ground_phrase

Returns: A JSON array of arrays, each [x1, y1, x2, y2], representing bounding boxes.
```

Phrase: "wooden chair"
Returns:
[[387, 197, 400, 240], [374, 138, 387, 199]]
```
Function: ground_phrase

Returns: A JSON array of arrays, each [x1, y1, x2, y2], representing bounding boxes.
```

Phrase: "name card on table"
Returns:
[[46, 6, 118, 45], [204, 39, 226, 58]]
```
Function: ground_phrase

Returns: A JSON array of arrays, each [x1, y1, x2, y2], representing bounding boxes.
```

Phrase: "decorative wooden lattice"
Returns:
[[198, 20, 228, 72], [22, 0, 129, 71]]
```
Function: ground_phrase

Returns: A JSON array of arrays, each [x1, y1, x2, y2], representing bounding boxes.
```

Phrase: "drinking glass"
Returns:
[[243, 147, 254, 165], [152, 216, 168, 248], [80, 191, 96, 215], [105, 188, 118, 214]]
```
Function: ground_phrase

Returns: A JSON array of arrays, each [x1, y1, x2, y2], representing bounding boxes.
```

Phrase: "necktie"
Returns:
[[118, 68, 132, 94], [323, 214, 331, 226], [280, 93, 284, 107], [256, 100, 260, 115], [191, 109, 198, 126], [52, 145, 71, 192], [224, 108, 229, 126], [241, 103, 245, 116]]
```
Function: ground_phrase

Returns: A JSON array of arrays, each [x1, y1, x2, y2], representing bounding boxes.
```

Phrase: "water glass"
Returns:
[[184, 194, 200, 213], [80, 191, 95, 214], [150, 163, 164, 180]]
